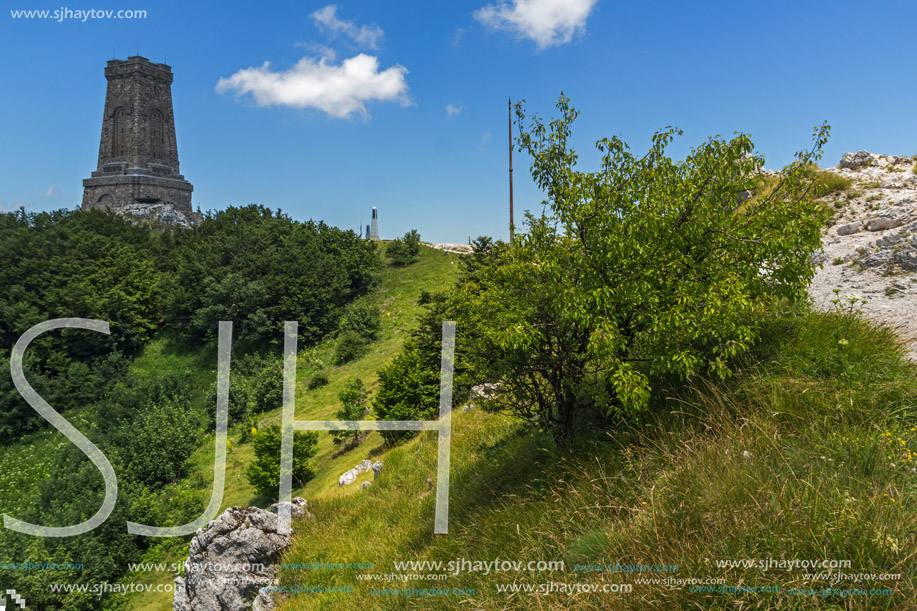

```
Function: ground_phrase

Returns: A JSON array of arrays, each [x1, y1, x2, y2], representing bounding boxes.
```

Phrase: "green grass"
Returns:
[[801, 164, 853, 198], [261, 244, 462, 498], [742, 165, 851, 217], [117, 243, 461, 610], [274, 304, 917, 610]]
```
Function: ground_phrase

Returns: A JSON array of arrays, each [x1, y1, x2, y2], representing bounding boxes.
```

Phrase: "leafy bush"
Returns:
[[109, 400, 203, 489], [386, 229, 422, 266], [338, 299, 381, 340], [334, 330, 369, 365], [402, 229, 421, 255], [373, 340, 440, 445], [238, 412, 262, 444], [307, 371, 329, 390], [332, 379, 369, 446], [246, 424, 318, 498], [450, 95, 829, 442], [203, 376, 251, 427], [252, 362, 284, 413]]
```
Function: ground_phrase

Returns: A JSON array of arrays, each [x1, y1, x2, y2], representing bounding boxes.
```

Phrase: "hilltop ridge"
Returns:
[[810, 151, 917, 359]]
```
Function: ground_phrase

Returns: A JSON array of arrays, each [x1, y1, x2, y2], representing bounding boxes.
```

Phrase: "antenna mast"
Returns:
[[508, 98, 515, 243]]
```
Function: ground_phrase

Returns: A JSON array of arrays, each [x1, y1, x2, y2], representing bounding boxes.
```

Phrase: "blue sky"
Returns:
[[2, 0, 915, 242]]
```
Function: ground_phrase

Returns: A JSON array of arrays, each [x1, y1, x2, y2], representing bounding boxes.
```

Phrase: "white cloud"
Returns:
[[477, 132, 492, 151], [45, 184, 58, 198], [294, 41, 337, 62], [474, 0, 598, 49], [216, 54, 410, 119], [445, 103, 464, 118], [452, 27, 466, 47], [311, 5, 384, 50]]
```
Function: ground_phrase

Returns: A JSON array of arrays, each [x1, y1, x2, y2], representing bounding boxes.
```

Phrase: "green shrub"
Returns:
[[386, 240, 411, 266], [246, 424, 318, 499], [170, 204, 379, 348], [332, 379, 369, 446], [110, 400, 202, 489], [403, 229, 421, 255], [373, 340, 440, 445], [203, 376, 251, 427], [338, 299, 381, 340], [386, 229, 422, 266], [252, 363, 284, 413], [334, 330, 369, 365], [238, 412, 262, 444], [449, 95, 829, 442], [307, 371, 329, 390]]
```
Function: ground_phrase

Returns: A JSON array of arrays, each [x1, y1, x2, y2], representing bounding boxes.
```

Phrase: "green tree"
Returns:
[[455, 95, 829, 442], [203, 376, 251, 428], [246, 425, 318, 498], [252, 362, 284, 413], [334, 330, 369, 364], [337, 298, 382, 340], [386, 229, 422, 266], [166, 205, 379, 348], [332, 378, 369, 447], [373, 340, 440, 445]]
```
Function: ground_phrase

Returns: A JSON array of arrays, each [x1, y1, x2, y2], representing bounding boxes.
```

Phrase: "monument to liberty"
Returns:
[[81, 56, 196, 224]]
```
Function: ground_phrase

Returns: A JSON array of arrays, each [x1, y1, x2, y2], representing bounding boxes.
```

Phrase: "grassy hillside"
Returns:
[[5, 240, 915, 610], [274, 303, 917, 610], [118, 243, 462, 610]]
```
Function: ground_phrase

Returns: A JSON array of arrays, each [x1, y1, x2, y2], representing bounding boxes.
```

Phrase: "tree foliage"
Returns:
[[0, 204, 380, 443], [164, 205, 379, 348], [337, 298, 382, 341], [373, 340, 440, 445], [0, 203, 380, 608], [246, 425, 319, 499], [386, 229, 422, 266], [452, 95, 829, 441], [334, 330, 369, 364], [332, 378, 369, 446]]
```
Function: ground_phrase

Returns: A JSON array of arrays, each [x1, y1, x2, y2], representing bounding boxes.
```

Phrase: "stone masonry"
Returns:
[[82, 56, 195, 219]]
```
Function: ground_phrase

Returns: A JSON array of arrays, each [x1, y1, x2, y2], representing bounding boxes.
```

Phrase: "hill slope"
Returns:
[[273, 306, 917, 609], [117, 244, 462, 610]]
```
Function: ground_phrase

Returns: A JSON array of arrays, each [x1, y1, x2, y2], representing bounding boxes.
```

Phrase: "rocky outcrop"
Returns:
[[839, 150, 915, 171], [118, 202, 202, 229], [462, 382, 500, 413], [173, 498, 308, 611], [338, 459, 372, 487], [429, 243, 474, 254], [808, 151, 917, 360]]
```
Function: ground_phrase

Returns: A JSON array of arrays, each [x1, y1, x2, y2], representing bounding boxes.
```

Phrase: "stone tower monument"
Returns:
[[369, 207, 380, 241], [82, 56, 195, 223]]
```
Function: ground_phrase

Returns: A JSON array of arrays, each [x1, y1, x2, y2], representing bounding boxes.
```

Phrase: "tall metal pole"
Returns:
[[508, 98, 515, 243]]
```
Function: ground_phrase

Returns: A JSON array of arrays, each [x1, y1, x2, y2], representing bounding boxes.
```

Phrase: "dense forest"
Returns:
[[0, 204, 379, 609]]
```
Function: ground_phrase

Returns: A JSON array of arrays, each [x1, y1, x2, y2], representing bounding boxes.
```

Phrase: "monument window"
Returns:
[[150, 109, 166, 159], [112, 107, 127, 157]]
